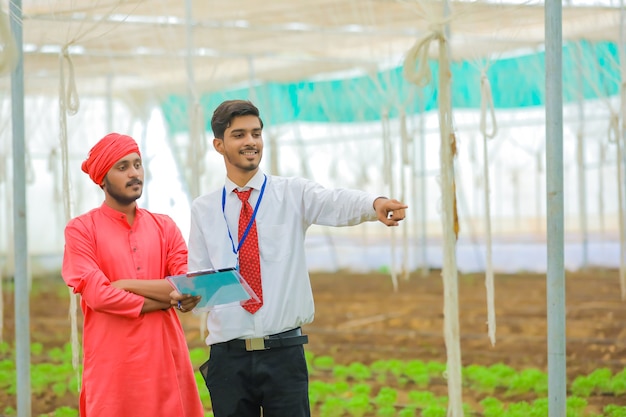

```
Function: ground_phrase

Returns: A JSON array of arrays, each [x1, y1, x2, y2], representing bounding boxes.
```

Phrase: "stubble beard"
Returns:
[[104, 177, 142, 206]]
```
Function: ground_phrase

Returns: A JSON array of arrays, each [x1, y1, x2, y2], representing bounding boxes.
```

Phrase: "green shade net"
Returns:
[[161, 40, 619, 134]]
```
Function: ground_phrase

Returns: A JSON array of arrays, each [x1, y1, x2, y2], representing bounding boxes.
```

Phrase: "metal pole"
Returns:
[[9, 1, 32, 416], [545, 0, 566, 415]]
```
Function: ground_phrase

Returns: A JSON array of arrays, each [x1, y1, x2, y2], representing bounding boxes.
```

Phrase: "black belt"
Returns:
[[217, 327, 309, 351]]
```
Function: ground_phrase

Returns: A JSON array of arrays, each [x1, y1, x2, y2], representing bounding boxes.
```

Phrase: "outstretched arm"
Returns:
[[373, 197, 408, 226]]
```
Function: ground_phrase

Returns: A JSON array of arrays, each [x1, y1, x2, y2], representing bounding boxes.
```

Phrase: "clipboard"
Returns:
[[166, 267, 260, 312]]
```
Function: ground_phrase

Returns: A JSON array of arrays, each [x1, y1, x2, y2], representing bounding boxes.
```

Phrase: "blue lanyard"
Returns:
[[221, 174, 267, 258]]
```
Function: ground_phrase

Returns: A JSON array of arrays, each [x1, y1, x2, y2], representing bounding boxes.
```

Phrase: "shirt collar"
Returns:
[[225, 170, 266, 194], [99, 202, 142, 222]]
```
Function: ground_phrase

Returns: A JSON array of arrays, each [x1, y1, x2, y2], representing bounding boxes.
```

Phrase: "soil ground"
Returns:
[[2, 268, 626, 415]]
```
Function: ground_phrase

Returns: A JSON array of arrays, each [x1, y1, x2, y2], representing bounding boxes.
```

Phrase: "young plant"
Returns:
[[405, 360, 429, 388], [348, 362, 372, 382], [319, 397, 345, 417], [374, 386, 398, 408], [345, 393, 372, 417], [480, 397, 504, 417]]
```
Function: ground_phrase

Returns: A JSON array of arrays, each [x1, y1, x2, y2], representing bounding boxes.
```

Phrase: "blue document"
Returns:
[[166, 267, 258, 312]]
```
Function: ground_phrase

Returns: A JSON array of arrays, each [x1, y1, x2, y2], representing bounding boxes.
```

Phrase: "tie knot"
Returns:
[[235, 188, 253, 202]]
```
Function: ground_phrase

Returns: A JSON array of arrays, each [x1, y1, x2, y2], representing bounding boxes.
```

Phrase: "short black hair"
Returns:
[[211, 100, 264, 139]]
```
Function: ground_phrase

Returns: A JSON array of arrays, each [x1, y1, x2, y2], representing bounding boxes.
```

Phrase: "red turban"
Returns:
[[81, 133, 141, 185]]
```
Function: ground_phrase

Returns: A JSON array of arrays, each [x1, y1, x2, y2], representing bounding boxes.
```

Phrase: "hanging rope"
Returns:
[[382, 110, 399, 292], [607, 105, 626, 300], [479, 74, 497, 139], [0, 6, 17, 75], [437, 48, 464, 417], [0, 151, 7, 343], [58, 45, 81, 384], [617, 93, 626, 299], [479, 73, 497, 347], [402, 23, 447, 88], [399, 112, 410, 281], [404, 18, 464, 416], [598, 141, 606, 234], [61, 47, 80, 116]]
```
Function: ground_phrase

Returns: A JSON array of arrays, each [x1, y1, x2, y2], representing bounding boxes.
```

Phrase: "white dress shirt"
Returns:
[[188, 170, 380, 344]]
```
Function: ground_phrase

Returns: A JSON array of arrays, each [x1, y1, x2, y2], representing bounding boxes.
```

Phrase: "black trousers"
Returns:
[[202, 342, 311, 417]]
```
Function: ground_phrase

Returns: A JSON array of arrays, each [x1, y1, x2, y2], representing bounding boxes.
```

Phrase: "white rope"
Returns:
[[61, 47, 80, 116], [617, 133, 626, 300], [0, 152, 4, 343], [479, 73, 497, 347], [58, 46, 81, 386], [436, 35, 464, 417], [617, 105, 626, 300], [479, 74, 497, 139], [598, 141, 605, 234], [399, 112, 410, 281], [404, 20, 463, 416], [617, 65, 626, 299], [0, 265, 2, 343], [382, 110, 398, 292], [402, 24, 446, 88], [0, 6, 17, 75]]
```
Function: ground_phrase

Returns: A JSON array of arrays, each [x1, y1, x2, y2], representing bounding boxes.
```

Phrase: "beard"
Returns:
[[225, 148, 261, 172], [103, 177, 142, 206]]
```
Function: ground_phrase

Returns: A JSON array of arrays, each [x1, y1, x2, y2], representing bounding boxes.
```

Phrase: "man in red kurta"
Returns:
[[62, 133, 204, 417]]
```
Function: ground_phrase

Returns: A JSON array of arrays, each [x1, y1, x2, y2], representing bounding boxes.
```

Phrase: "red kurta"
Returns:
[[62, 203, 204, 417]]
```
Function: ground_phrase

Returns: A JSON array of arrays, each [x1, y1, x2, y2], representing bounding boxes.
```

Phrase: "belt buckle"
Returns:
[[245, 337, 266, 351]]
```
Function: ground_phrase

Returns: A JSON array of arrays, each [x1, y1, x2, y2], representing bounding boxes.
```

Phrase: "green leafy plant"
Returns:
[[333, 365, 350, 381], [407, 390, 437, 409], [480, 396, 504, 417], [571, 368, 612, 397], [50, 406, 79, 417], [609, 369, 626, 395], [320, 397, 345, 417], [375, 405, 396, 417], [347, 362, 372, 381], [344, 393, 372, 417], [422, 404, 447, 417], [404, 360, 430, 388], [313, 355, 335, 371], [506, 368, 548, 396], [604, 404, 626, 417], [464, 364, 499, 394], [374, 387, 398, 408], [566, 396, 588, 417], [351, 383, 372, 396], [398, 407, 417, 417], [309, 380, 332, 407]]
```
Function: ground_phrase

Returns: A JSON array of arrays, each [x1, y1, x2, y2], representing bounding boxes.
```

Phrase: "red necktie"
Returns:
[[235, 189, 263, 313]]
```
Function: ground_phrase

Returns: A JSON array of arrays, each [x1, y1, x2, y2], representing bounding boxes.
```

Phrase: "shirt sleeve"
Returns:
[[163, 215, 188, 276], [300, 178, 379, 227], [62, 218, 144, 318], [188, 201, 215, 272]]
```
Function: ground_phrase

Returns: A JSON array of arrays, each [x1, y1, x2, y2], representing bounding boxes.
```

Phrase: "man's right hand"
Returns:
[[169, 290, 202, 313]]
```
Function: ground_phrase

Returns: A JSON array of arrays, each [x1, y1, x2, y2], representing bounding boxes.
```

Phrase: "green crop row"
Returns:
[[306, 352, 626, 398], [2, 342, 626, 417]]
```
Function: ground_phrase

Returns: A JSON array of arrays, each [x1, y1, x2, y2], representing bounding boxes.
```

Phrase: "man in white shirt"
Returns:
[[186, 99, 407, 417]]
